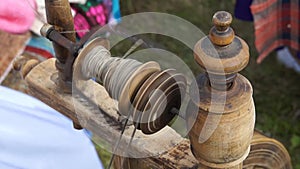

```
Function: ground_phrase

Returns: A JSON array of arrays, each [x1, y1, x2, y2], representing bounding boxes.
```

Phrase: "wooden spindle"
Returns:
[[187, 11, 255, 169]]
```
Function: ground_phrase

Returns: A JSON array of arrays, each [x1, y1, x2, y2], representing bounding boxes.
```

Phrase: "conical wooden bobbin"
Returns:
[[187, 11, 255, 169]]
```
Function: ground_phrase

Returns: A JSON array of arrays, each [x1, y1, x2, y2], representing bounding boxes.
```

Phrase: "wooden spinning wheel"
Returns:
[[15, 1, 293, 169]]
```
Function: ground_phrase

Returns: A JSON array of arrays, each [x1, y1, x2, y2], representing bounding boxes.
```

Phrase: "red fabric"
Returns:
[[25, 46, 53, 59], [251, 0, 300, 63]]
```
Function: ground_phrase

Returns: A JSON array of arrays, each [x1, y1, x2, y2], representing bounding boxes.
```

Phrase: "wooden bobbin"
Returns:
[[131, 69, 186, 134], [187, 11, 255, 169], [74, 37, 186, 134]]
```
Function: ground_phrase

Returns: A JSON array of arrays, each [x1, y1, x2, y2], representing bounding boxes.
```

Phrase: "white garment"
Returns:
[[277, 47, 300, 73], [0, 86, 103, 169]]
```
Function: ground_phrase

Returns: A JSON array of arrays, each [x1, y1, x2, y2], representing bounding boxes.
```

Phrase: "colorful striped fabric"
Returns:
[[250, 0, 300, 63]]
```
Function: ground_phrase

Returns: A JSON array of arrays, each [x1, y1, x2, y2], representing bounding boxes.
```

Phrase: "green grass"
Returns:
[[95, 0, 300, 168]]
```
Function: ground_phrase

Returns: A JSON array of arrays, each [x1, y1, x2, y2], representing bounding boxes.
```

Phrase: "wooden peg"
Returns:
[[13, 56, 40, 79]]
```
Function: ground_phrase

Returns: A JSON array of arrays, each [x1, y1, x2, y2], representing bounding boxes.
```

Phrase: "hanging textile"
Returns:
[[250, 0, 300, 63]]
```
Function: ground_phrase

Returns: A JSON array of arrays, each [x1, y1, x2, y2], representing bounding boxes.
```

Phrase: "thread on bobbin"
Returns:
[[81, 45, 142, 100], [76, 38, 186, 134]]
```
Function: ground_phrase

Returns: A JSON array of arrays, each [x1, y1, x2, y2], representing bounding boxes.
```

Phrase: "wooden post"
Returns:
[[45, 0, 76, 92], [188, 11, 255, 168]]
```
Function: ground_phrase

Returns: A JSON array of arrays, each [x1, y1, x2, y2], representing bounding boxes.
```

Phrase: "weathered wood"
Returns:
[[188, 74, 255, 169], [243, 131, 292, 169], [25, 58, 199, 168], [24, 58, 292, 169], [45, 0, 76, 91], [25, 58, 292, 169], [113, 139, 199, 169], [190, 11, 254, 169], [45, 0, 76, 64]]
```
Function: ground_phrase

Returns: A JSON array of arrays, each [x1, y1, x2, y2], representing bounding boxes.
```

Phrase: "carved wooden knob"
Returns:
[[13, 56, 40, 79], [212, 11, 232, 31], [209, 11, 234, 46]]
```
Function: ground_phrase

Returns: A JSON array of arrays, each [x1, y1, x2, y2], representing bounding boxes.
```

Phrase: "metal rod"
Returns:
[[107, 117, 129, 169], [41, 24, 74, 51]]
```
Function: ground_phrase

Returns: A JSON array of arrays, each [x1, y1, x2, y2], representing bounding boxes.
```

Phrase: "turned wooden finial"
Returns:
[[210, 11, 234, 46], [188, 11, 255, 169], [194, 11, 249, 90]]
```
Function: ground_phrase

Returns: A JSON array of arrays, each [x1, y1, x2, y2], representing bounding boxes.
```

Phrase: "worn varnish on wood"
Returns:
[[189, 11, 255, 169], [23, 5, 292, 168], [25, 58, 199, 168], [24, 58, 292, 169], [45, 0, 76, 91]]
